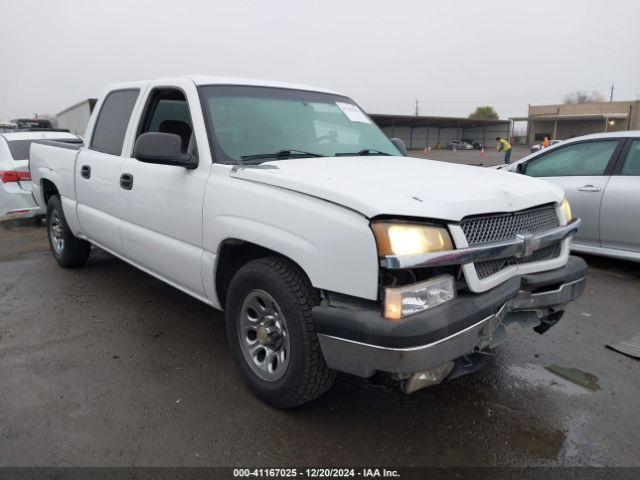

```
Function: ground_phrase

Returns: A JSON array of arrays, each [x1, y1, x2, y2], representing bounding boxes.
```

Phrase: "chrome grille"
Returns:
[[473, 244, 562, 279], [461, 204, 559, 246], [460, 204, 561, 280]]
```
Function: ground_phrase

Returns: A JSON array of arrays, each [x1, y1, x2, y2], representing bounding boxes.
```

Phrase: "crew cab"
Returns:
[[30, 77, 587, 407]]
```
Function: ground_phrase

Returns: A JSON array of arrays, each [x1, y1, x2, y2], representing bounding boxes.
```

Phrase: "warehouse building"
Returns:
[[56, 98, 97, 136], [512, 100, 640, 145], [369, 114, 510, 150]]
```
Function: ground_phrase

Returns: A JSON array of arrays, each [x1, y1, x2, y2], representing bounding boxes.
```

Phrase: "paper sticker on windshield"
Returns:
[[336, 102, 371, 124]]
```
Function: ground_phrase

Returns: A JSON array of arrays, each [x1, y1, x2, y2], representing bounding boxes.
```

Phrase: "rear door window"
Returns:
[[525, 140, 619, 177], [90, 89, 139, 155], [621, 140, 640, 175]]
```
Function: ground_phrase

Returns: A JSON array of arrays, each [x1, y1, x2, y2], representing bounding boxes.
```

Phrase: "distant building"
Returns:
[[56, 99, 97, 136], [512, 100, 640, 145]]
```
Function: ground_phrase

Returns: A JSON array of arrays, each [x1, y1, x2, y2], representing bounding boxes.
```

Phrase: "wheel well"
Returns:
[[215, 240, 311, 309], [41, 179, 59, 205]]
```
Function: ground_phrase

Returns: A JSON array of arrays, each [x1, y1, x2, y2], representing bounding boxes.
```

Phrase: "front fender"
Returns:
[[204, 172, 380, 306]]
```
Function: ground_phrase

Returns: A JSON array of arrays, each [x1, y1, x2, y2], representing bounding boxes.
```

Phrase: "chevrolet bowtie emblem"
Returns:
[[516, 233, 541, 257]]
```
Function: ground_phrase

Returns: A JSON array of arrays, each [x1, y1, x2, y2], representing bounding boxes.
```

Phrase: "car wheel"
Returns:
[[46, 195, 91, 268], [225, 256, 336, 408]]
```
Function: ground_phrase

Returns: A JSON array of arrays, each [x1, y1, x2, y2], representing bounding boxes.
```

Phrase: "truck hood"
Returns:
[[230, 156, 564, 221]]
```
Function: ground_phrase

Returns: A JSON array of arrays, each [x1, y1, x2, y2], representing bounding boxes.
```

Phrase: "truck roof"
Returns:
[[105, 76, 341, 96]]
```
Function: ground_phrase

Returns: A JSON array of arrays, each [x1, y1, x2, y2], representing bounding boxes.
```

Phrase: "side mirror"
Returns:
[[390, 137, 408, 156], [516, 162, 524, 174], [134, 132, 198, 169]]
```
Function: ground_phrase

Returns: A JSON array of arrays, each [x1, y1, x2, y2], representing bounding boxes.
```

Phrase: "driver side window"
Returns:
[[136, 88, 197, 157], [525, 140, 619, 177]]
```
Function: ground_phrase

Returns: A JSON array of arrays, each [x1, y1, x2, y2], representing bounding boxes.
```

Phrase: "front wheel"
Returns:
[[225, 256, 336, 408], [46, 195, 91, 268]]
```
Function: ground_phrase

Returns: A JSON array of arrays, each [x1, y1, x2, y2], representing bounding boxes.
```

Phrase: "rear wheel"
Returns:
[[225, 256, 336, 408], [46, 195, 91, 268]]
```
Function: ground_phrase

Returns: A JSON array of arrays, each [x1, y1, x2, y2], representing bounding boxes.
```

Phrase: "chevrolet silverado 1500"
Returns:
[[30, 77, 587, 407]]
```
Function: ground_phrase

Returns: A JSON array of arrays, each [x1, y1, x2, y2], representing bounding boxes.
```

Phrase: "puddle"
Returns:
[[508, 363, 594, 395]]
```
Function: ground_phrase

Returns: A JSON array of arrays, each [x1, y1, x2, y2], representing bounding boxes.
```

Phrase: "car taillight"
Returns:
[[0, 170, 30, 182], [0, 170, 19, 182]]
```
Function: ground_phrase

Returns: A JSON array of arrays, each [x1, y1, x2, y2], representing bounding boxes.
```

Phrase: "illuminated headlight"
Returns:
[[384, 274, 456, 321], [560, 198, 573, 224], [371, 221, 453, 257]]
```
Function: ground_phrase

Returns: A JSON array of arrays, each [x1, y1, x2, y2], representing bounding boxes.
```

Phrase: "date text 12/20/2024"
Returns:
[[233, 468, 400, 478]]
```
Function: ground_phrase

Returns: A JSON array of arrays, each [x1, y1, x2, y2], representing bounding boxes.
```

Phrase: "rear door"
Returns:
[[523, 139, 624, 247], [76, 88, 141, 253], [599, 138, 640, 253], [117, 80, 210, 296]]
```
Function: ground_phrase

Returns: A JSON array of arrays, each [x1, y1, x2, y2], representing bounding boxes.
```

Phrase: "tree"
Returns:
[[469, 106, 499, 119], [563, 90, 605, 104]]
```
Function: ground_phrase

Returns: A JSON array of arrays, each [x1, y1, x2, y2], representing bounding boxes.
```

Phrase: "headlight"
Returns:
[[371, 221, 453, 257], [560, 198, 573, 223], [384, 274, 456, 321]]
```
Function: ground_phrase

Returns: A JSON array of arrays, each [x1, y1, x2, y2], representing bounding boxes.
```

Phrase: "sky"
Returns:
[[1, 0, 639, 121]]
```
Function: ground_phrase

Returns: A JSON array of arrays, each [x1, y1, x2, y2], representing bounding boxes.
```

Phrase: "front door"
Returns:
[[118, 81, 211, 297], [523, 139, 623, 247]]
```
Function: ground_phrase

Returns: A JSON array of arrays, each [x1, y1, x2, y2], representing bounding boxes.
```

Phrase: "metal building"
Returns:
[[56, 99, 97, 136], [369, 114, 510, 150]]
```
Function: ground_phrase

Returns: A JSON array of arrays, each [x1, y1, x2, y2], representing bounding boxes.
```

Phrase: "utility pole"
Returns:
[[2, 82, 6, 120], [414, 99, 419, 116], [610, 83, 614, 102]]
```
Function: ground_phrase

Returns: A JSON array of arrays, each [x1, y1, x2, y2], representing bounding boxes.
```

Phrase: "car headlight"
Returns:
[[371, 221, 453, 257], [384, 274, 456, 321], [560, 198, 573, 223]]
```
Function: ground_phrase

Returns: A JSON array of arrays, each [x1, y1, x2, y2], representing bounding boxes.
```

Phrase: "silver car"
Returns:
[[497, 131, 640, 262], [0, 131, 82, 221]]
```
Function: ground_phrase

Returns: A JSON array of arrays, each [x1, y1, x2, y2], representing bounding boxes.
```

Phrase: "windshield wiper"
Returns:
[[241, 149, 325, 161], [334, 149, 391, 157]]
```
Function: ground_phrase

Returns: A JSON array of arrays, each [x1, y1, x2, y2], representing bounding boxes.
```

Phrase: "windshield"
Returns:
[[199, 85, 400, 163]]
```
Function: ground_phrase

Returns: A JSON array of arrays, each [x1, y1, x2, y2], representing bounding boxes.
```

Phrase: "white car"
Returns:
[[531, 139, 562, 153], [1, 130, 82, 221], [30, 76, 587, 407], [495, 131, 640, 262]]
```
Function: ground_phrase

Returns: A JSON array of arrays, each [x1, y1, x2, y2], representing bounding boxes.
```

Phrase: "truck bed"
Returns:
[[30, 140, 83, 208]]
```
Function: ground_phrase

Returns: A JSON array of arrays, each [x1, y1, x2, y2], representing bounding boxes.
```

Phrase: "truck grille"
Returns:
[[460, 204, 561, 280]]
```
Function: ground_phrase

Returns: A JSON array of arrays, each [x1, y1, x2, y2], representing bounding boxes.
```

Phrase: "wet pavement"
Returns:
[[0, 221, 639, 466]]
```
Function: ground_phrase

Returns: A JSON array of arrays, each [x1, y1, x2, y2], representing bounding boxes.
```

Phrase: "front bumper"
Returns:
[[314, 256, 587, 378]]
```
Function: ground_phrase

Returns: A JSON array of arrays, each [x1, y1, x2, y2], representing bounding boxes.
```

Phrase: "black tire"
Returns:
[[46, 195, 91, 268], [225, 256, 336, 408]]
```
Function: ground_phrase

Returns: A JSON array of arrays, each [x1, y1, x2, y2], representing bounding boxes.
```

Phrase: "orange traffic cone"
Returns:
[[453, 147, 457, 154], [423, 147, 427, 154], [480, 148, 485, 156]]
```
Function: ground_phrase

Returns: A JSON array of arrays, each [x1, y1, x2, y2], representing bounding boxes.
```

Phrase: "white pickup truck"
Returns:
[[30, 76, 587, 407]]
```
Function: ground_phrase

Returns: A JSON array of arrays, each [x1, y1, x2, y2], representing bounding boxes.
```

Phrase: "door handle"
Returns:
[[120, 173, 133, 190], [577, 185, 601, 192], [80, 165, 91, 179]]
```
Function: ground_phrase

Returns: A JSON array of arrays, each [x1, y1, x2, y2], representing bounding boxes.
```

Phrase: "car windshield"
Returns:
[[199, 85, 400, 163]]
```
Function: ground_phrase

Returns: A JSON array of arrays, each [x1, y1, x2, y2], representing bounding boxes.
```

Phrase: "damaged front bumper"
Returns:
[[313, 256, 588, 385]]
